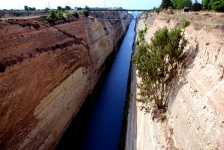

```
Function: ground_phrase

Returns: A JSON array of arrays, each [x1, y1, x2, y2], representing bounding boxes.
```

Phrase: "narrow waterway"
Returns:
[[56, 20, 136, 150]]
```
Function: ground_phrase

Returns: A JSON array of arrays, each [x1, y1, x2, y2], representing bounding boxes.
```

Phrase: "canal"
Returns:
[[56, 20, 136, 150]]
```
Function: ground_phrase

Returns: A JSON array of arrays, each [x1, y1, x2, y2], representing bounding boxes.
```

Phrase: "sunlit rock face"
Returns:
[[127, 11, 224, 150], [0, 12, 131, 150]]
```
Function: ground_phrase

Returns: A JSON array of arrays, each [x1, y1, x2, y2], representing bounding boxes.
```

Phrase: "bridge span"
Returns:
[[89, 9, 151, 12]]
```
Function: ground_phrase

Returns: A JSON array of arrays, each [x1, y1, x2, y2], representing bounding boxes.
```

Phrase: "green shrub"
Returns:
[[168, 6, 173, 10], [56, 12, 63, 19], [180, 17, 190, 28], [73, 12, 79, 18], [138, 30, 145, 42], [152, 7, 162, 13], [144, 26, 148, 33], [66, 12, 73, 18], [83, 10, 89, 17], [49, 10, 56, 19], [132, 27, 187, 112]]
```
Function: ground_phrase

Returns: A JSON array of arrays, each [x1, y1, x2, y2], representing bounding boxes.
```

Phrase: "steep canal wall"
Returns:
[[128, 11, 224, 149], [0, 12, 131, 149], [57, 20, 136, 150]]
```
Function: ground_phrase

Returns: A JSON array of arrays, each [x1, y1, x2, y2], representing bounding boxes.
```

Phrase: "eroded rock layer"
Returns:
[[0, 12, 131, 149]]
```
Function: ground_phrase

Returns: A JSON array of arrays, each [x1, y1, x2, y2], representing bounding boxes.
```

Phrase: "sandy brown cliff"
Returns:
[[0, 12, 131, 149], [127, 11, 224, 149]]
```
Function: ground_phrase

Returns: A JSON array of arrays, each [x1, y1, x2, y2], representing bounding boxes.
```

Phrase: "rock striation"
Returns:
[[0, 12, 131, 149], [127, 11, 224, 149]]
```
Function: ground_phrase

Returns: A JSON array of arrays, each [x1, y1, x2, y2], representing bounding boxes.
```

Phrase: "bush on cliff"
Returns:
[[83, 10, 89, 17], [180, 17, 190, 29], [73, 12, 79, 18], [50, 10, 56, 19], [132, 27, 187, 112], [66, 12, 73, 18], [56, 12, 63, 19], [138, 27, 147, 43]]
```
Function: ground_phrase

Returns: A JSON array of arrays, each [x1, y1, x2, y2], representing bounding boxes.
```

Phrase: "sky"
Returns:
[[0, 0, 161, 10]]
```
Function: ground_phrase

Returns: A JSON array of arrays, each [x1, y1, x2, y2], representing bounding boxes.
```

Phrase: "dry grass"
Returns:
[[161, 10, 224, 29]]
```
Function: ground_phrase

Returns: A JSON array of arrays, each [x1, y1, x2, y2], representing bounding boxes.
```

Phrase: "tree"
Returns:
[[24, 6, 29, 11], [73, 12, 79, 18], [45, 9, 64, 24], [209, 0, 221, 9], [173, 0, 193, 9], [191, 2, 202, 11], [212, 0, 224, 12], [132, 27, 187, 111], [65, 6, 71, 10], [83, 10, 89, 17], [202, 0, 210, 9], [182, 0, 192, 8], [161, 0, 173, 9], [56, 12, 63, 19], [57, 6, 62, 11], [49, 10, 56, 19], [172, 0, 181, 9], [85, 5, 90, 10]]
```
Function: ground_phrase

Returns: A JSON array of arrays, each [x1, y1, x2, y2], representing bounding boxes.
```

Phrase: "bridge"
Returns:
[[88, 8, 151, 20], [89, 9, 151, 11]]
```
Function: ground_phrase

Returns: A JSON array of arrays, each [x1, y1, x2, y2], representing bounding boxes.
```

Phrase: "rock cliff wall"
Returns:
[[128, 11, 224, 149], [0, 12, 131, 149]]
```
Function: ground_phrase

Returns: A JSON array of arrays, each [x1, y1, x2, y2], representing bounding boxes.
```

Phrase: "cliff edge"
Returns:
[[0, 12, 131, 149], [127, 11, 224, 149]]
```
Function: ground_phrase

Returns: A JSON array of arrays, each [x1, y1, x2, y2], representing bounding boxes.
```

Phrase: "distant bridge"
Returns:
[[89, 9, 151, 12], [88, 8, 151, 20]]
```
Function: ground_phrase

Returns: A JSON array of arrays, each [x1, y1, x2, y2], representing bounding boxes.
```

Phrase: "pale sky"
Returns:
[[0, 0, 161, 10]]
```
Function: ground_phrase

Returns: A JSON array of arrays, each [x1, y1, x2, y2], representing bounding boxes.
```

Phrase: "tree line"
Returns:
[[160, 0, 224, 12]]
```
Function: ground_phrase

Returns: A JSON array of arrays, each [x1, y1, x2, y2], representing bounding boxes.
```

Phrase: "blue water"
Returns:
[[57, 20, 136, 150]]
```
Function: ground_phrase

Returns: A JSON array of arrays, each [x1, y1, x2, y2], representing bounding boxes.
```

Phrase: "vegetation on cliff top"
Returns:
[[159, 0, 224, 12], [44, 5, 89, 24], [132, 27, 187, 112]]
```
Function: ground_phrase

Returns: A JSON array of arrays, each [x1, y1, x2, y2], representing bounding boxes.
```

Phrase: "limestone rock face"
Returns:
[[129, 11, 224, 149], [0, 14, 131, 149]]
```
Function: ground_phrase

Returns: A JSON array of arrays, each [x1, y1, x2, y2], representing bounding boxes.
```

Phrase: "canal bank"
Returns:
[[56, 20, 136, 150]]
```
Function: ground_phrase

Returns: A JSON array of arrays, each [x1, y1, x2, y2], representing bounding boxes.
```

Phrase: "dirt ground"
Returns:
[[161, 10, 224, 29]]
